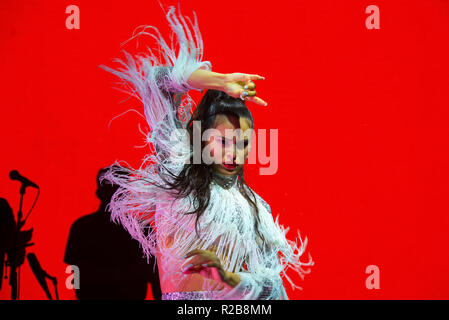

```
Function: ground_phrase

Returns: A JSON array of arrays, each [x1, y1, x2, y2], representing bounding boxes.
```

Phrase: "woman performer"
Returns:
[[100, 6, 313, 300]]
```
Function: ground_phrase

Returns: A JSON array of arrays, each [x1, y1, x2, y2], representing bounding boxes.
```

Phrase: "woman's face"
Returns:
[[205, 114, 253, 176]]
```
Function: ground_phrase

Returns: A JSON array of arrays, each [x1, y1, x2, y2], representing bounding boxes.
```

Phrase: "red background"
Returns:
[[1, 0, 448, 300]]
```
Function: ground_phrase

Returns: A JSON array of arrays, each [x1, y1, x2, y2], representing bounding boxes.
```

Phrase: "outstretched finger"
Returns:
[[246, 95, 268, 106], [247, 74, 265, 81], [201, 262, 221, 269], [181, 265, 202, 274], [181, 257, 213, 272], [183, 249, 204, 259]]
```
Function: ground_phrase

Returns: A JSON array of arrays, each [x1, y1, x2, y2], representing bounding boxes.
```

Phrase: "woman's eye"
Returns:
[[237, 140, 249, 148], [222, 139, 233, 147]]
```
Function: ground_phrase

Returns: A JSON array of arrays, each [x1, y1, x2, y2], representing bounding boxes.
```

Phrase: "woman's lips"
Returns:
[[222, 163, 237, 170]]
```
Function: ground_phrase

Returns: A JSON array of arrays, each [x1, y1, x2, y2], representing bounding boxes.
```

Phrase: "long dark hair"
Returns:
[[157, 89, 266, 244]]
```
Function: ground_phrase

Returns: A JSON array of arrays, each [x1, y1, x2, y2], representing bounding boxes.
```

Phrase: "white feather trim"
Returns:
[[100, 6, 313, 300]]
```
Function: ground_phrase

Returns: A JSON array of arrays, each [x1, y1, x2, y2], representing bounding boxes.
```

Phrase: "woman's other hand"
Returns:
[[181, 249, 240, 288], [182, 249, 225, 282]]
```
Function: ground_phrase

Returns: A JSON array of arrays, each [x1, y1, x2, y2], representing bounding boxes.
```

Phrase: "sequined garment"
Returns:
[[162, 286, 273, 300], [100, 6, 313, 300], [211, 170, 238, 189], [162, 291, 219, 300]]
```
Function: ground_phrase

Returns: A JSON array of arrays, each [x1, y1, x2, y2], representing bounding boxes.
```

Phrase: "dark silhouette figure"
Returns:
[[64, 167, 162, 300], [0, 198, 16, 291], [0, 197, 34, 299], [2, 171, 59, 300]]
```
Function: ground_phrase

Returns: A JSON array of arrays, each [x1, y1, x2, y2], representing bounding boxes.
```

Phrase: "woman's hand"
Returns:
[[187, 68, 267, 106], [182, 249, 226, 282], [223, 73, 268, 106], [182, 249, 240, 288]]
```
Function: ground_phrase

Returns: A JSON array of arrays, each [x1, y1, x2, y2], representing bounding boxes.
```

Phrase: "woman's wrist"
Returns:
[[187, 68, 228, 92]]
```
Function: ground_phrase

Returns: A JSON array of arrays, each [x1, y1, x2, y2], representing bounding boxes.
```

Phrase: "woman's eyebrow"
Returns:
[[218, 136, 249, 142]]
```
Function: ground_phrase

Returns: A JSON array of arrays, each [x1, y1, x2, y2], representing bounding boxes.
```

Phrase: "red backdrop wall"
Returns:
[[1, 0, 448, 300]]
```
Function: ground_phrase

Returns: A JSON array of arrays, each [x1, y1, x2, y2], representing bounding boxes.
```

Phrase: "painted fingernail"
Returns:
[[244, 85, 248, 90]]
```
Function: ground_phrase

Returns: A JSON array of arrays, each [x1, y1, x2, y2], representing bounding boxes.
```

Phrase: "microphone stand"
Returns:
[[9, 184, 28, 300], [6, 176, 58, 300]]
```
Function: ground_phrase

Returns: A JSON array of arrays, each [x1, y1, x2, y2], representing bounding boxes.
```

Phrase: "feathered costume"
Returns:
[[100, 6, 313, 300]]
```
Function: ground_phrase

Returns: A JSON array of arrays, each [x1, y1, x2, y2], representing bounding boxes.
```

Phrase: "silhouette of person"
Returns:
[[0, 197, 33, 298], [0, 198, 15, 290], [64, 167, 161, 300]]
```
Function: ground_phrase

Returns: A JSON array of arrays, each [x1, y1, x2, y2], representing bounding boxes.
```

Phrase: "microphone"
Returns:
[[9, 170, 39, 189]]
